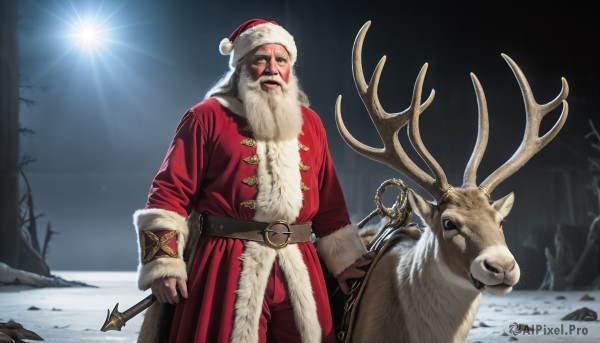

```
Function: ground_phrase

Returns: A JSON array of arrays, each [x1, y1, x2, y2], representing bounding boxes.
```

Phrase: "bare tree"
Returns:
[[0, 0, 21, 269], [586, 119, 600, 171], [0, 0, 51, 276], [540, 119, 600, 290]]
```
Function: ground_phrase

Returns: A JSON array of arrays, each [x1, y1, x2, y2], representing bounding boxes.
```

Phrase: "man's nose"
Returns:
[[265, 57, 278, 74]]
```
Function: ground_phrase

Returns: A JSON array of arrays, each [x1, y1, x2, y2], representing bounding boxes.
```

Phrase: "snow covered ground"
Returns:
[[0, 271, 143, 342], [468, 290, 600, 342], [1, 271, 599, 342]]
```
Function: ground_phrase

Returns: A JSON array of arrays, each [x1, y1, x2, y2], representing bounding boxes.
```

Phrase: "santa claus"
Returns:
[[133, 19, 371, 343]]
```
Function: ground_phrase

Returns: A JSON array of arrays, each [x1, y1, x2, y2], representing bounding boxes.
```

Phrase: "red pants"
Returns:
[[259, 261, 301, 343]]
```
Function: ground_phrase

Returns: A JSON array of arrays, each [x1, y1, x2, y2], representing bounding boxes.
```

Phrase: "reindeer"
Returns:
[[334, 21, 569, 343]]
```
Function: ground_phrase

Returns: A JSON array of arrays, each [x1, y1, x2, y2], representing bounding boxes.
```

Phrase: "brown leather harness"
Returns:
[[333, 179, 421, 343]]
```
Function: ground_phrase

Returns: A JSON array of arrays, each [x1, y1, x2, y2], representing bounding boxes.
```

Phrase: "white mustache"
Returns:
[[259, 74, 285, 86], [243, 73, 287, 91]]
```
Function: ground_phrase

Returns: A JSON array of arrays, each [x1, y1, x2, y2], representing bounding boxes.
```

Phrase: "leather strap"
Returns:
[[337, 223, 422, 343], [202, 215, 312, 249]]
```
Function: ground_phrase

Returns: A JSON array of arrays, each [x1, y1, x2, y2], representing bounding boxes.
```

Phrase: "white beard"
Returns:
[[237, 67, 304, 141]]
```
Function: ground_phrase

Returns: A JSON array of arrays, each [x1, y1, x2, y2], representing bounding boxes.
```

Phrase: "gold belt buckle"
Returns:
[[263, 220, 293, 249]]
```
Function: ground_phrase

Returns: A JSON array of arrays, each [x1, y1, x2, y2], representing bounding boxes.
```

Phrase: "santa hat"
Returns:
[[219, 19, 297, 69]]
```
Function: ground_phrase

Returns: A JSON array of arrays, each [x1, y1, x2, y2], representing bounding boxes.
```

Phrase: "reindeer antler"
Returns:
[[462, 73, 490, 188], [337, 22, 569, 201], [335, 21, 450, 201], [476, 54, 569, 194]]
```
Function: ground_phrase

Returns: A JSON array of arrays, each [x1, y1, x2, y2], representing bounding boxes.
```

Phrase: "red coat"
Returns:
[[134, 97, 366, 343], [147, 97, 351, 235]]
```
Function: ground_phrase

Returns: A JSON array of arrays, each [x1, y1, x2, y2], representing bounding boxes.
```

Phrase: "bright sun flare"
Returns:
[[71, 19, 106, 49]]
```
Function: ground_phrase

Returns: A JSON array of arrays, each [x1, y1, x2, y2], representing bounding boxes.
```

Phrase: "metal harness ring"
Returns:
[[374, 178, 411, 228]]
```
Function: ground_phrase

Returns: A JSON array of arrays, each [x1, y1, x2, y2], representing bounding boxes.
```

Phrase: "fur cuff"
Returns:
[[134, 208, 189, 290], [316, 224, 367, 277]]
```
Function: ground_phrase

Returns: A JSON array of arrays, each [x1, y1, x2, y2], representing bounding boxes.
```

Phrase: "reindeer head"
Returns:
[[336, 21, 569, 294], [409, 187, 518, 294]]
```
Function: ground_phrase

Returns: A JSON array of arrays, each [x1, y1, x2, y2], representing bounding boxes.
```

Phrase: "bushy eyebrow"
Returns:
[[252, 50, 289, 59]]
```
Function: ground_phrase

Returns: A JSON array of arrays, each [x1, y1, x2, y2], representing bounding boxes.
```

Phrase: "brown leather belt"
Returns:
[[202, 215, 312, 249]]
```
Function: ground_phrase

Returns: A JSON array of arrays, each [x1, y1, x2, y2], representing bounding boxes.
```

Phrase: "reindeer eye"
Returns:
[[443, 219, 458, 231]]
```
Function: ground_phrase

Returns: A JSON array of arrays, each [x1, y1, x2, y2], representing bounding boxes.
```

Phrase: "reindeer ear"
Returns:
[[407, 189, 435, 222], [492, 192, 515, 218]]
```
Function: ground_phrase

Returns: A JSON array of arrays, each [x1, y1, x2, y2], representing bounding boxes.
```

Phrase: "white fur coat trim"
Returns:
[[253, 139, 303, 223], [134, 208, 189, 290], [232, 242, 321, 343], [277, 243, 322, 343], [316, 224, 367, 277], [137, 302, 167, 343], [231, 242, 277, 343], [214, 94, 304, 222], [213, 95, 244, 116]]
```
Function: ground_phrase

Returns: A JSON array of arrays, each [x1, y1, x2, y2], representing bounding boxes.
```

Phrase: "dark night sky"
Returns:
[[16, 0, 598, 287]]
